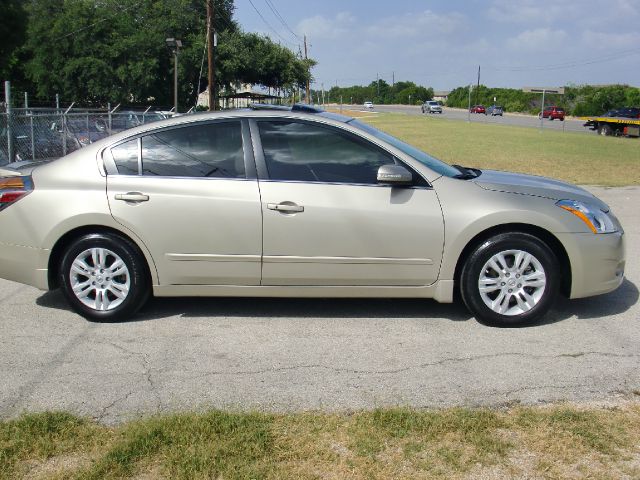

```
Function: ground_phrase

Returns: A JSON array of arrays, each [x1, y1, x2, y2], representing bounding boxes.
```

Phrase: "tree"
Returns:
[[0, 0, 27, 82], [19, 0, 312, 108]]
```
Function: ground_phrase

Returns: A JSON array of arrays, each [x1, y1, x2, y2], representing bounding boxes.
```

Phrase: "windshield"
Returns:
[[349, 119, 461, 178]]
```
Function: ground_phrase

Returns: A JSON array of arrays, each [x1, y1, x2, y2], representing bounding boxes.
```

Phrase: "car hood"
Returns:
[[473, 170, 609, 210]]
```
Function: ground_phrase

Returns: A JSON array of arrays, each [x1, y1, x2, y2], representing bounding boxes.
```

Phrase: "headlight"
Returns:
[[556, 199, 617, 234]]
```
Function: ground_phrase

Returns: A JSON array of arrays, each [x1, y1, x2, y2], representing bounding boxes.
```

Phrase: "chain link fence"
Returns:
[[1, 108, 174, 167]]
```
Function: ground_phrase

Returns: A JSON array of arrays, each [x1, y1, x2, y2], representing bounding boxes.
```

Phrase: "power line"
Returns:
[[246, 0, 296, 46], [59, 0, 146, 40], [263, 0, 301, 42], [492, 47, 640, 72]]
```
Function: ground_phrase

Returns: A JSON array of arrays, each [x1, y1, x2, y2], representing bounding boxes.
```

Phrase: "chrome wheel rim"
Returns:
[[69, 248, 130, 311], [478, 249, 546, 316]]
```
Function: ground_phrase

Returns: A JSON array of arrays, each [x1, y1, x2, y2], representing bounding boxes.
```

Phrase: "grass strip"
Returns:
[[354, 113, 640, 186], [2, 403, 639, 479]]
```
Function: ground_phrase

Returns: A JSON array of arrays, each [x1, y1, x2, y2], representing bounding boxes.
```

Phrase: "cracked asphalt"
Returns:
[[1, 186, 638, 424]]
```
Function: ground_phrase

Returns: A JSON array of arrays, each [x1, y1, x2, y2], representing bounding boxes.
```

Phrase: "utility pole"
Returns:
[[467, 84, 472, 122], [474, 65, 480, 108], [304, 35, 311, 104], [376, 72, 380, 98], [206, 0, 215, 111], [392, 71, 395, 87]]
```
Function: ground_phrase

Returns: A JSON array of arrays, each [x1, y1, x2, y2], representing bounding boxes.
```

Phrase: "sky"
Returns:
[[233, 0, 640, 91]]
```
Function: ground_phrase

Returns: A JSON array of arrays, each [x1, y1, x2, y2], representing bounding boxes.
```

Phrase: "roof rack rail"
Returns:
[[248, 103, 290, 111], [247, 103, 325, 114], [291, 103, 324, 113]]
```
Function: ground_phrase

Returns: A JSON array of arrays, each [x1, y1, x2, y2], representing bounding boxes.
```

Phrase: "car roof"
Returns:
[[68, 106, 356, 150]]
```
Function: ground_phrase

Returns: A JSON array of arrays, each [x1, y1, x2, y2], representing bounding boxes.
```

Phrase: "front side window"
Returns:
[[141, 121, 244, 178], [258, 120, 394, 184]]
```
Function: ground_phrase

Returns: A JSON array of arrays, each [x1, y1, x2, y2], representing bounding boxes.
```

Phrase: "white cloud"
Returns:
[[366, 10, 466, 38], [295, 12, 354, 40], [582, 30, 640, 49], [507, 28, 568, 51], [487, 0, 572, 24]]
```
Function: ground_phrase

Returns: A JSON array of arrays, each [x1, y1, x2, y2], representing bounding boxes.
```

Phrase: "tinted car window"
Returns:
[[111, 138, 139, 175], [258, 120, 394, 184], [141, 121, 244, 178]]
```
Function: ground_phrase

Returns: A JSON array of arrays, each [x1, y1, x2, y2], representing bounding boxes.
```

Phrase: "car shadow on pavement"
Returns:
[[36, 278, 637, 326], [541, 278, 639, 325], [36, 290, 472, 322]]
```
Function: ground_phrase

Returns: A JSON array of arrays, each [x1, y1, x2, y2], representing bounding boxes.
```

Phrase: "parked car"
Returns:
[[485, 105, 504, 116], [1, 122, 72, 162], [540, 106, 565, 121], [363, 101, 374, 109], [470, 105, 485, 114], [107, 111, 144, 132], [602, 107, 640, 119], [51, 117, 110, 148], [0, 105, 625, 327], [422, 101, 443, 114]]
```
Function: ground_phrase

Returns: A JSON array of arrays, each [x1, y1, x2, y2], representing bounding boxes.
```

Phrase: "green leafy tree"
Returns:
[[0, 0, 28, 83], [20, 0, 312, 107]]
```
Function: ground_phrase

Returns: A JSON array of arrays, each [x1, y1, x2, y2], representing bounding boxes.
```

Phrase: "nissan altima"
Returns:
[[0, 105, 625, 326]]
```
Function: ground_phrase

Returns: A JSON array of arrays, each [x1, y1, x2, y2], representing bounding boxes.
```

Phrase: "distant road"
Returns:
[[341, 104, 590, 134]]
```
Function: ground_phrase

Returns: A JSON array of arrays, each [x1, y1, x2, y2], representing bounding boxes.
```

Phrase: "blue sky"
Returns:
[[233, 0, 640, 90]]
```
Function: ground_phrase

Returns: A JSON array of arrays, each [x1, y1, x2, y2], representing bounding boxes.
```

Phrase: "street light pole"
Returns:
[[206, 0, 215, 111], [165, 38, 182, 113]]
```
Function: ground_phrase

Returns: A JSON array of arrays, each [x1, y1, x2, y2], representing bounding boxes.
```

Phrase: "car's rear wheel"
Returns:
[[59, 233, 149, 322], [460, 233, 559, 327]]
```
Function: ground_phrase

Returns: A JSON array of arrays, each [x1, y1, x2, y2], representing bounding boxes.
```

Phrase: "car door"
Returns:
[[106, 119, 262, 286], [252, 118, 444, 286]]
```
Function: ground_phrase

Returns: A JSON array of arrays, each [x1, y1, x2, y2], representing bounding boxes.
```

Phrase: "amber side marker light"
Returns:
[[558, 204, 599, 233]]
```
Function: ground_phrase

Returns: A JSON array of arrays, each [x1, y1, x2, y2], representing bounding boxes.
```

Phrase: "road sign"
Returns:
[[523, 86, 565, 94], [522, 87, 565, 131]]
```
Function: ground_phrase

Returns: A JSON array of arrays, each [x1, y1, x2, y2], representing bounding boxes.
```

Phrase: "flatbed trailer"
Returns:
[[583, 116, 640, 137]]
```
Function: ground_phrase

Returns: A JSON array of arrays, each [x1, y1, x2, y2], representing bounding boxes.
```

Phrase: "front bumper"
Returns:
[[0, 241, 50, 290], [556, 231, 626, 299]]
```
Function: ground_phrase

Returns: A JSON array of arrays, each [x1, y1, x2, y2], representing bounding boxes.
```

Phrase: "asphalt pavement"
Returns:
[[0, 186, 638, 424], [344, 104, 590, 133]]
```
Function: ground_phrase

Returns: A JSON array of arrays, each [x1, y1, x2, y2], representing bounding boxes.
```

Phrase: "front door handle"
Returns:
[[114, 192, 149, 202], [267, 202, 304, 213]]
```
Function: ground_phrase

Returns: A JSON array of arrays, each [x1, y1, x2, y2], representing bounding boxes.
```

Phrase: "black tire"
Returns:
[[59, 233, 150, 322], [599, 124, 612, 136], [459, 233, 559, 327]]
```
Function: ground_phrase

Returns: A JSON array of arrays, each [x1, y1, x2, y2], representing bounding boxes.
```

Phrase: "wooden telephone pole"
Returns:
[[206, 0, 215, 111], [304, 35, 310, 104]]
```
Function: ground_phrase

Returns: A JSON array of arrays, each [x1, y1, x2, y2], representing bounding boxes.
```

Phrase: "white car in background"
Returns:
[[422, 101, 443, 114], [363, 101, 374, 109]]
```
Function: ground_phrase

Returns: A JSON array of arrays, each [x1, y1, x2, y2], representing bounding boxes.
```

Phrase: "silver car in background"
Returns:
[[0, 105, 625, 326], [422, 101, 443, 114]]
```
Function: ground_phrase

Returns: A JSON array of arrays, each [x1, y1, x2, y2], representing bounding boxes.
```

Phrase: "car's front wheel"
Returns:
[[59, 233, 150, 322], [460, 233, 559, 327]]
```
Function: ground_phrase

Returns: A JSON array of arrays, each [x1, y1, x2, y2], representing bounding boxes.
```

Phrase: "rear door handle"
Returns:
[[267, 202, 304, 213], [114, 192, 149, 202]]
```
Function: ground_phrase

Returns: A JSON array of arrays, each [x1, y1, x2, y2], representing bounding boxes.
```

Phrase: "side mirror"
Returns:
[[377, 164, 413, 186]]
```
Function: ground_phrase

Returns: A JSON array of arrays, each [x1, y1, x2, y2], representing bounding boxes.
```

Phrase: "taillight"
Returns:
[[0, 176, 33, 211]]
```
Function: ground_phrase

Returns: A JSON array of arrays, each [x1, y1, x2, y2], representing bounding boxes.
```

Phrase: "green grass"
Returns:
[[355, 112, 640, 186], [2, 404, 640, 479]]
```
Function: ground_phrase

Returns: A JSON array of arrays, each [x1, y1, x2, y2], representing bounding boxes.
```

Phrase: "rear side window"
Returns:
[[141, 121, 244, 178], [111, 138, 139, 175]]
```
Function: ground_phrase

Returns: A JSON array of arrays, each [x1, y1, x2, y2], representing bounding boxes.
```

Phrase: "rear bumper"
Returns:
[[0, 241, 50, 290], [556, 231, 626, 299]]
